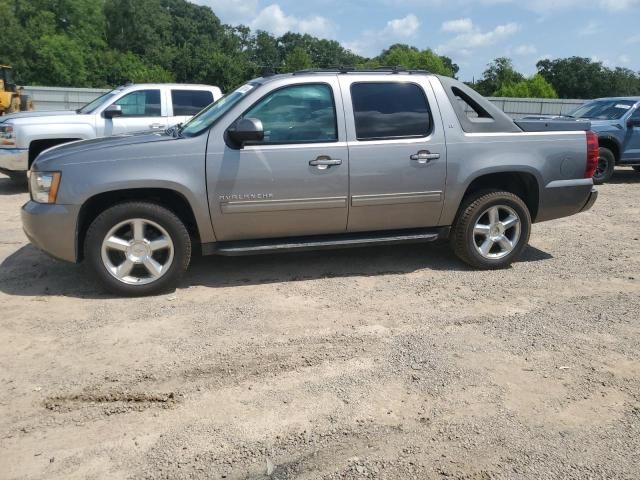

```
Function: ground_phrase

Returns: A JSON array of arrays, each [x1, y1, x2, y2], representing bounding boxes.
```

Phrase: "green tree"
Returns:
[[9, 0, 638, 100], [283, 47, 312, 72], [99, 51, 174, 85], [534, 57, 640, 98], [31, 34, 89, 86], [494, 74, 558, 98], [440, 56, 460, 78], [249, 30, 281, 68], [605, 67, 640, 97], [474, 57, 524, 96], [526, 74, 558, 98], [373, 44, 454, 76], [276, 32, 362, 68]]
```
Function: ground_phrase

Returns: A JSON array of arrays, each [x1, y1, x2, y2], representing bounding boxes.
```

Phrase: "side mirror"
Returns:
[[103, 104, 123, 119], [627, 117, 640, 128], [228, 118, 264, 147]]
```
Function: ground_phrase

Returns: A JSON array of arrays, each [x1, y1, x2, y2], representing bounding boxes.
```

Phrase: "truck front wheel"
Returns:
[[593, 147, 615, 185], [84, 202, 191, 296], [451, 191, 532, 269]]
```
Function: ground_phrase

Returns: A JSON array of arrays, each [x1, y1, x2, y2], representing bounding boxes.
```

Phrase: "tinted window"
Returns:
[[243, 84, 337, 144], [172, 90, 214, 116], [114, 90, 161, 117], [351, 83, 431, 140], [632, 107, 640, 119]]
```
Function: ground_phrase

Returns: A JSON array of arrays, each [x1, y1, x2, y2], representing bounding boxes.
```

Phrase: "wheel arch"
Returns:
[[597, 135, 621, 163], [458, 170, 540, 222], [77, 188, 201, 261], [28, 138, 81, 168]]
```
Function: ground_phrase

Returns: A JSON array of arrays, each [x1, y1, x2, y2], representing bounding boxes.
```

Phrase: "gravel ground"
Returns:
[[0, 170, 639, 480]]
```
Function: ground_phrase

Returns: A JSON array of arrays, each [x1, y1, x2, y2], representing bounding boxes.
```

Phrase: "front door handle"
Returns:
[[410, 150, 440, 164], [149, 123, 164, 129], [309, 156, 342, 170]]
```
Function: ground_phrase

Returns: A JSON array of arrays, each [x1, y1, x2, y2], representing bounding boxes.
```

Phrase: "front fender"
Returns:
[[51, 134, 217, 244], [18, 123, 96, 149]]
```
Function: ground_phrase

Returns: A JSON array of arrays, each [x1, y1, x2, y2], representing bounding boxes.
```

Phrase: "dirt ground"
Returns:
[[0, 170, 639, 480]]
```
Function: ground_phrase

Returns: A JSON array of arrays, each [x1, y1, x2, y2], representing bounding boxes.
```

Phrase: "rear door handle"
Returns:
[[410, 150, 440, 164], [309, 156, 342, 169], [149, 123, 164, 129]]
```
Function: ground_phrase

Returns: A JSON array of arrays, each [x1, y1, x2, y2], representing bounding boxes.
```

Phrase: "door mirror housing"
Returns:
[[103, 104, 123, 119], [228, 118, 264, 147], [627, 117, 640, 128]]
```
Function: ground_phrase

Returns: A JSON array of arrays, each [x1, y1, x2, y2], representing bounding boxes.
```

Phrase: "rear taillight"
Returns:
[[585, 130, 599, 179]]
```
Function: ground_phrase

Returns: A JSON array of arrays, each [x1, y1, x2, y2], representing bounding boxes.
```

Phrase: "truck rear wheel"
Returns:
[[84, 202, 191, 296], [593, 147, 615, 185], [451, 191, 531, 269]]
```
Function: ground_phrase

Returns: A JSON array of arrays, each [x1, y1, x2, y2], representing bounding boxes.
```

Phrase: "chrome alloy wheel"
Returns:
[[100, 218, 174, 285], [473, 205, 521, 260]]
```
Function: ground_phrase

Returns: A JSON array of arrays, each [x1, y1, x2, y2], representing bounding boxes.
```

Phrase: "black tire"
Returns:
[[84, 202, 191, 296], [450, 191, 532, 269], [632, 166, 640, 173], [593, 147, 615, 185], [7, 171, 27, 185]]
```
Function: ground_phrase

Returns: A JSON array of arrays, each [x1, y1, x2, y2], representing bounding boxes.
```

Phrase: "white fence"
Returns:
[[24, 85, 586, 118], [489, 97, 585, 118], [23, 86, 109, 111]]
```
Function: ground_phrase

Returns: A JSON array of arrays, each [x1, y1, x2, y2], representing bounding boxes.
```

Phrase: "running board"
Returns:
[[202, 228, 449, 256]]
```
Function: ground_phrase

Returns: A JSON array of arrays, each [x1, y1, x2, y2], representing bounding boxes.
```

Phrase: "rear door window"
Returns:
[[350, 82, 432, 140], [171, 90, 214, 116]]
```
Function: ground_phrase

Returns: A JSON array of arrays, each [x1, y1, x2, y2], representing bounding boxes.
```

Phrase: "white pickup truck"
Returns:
[[0, 83, 222, 179]]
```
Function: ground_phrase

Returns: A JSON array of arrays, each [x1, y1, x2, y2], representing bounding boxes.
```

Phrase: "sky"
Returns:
[[193, 0, 640, 81]]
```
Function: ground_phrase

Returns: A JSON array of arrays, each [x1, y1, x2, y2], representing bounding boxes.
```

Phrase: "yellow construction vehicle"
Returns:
[[0, 65, 33, 116]]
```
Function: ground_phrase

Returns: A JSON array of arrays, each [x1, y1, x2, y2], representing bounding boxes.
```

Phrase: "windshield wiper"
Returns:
[[164, 123, 183, 137]]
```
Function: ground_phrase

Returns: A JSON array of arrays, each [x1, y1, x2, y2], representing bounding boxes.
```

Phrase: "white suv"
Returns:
[[0, 83, 222, 178]]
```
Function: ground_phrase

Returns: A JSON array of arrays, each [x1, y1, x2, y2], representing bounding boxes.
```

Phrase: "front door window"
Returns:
[[114, 90, 162, 117], [242, 84, 337, 145]]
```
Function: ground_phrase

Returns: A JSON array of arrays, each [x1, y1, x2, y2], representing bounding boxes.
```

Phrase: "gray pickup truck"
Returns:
[[21, 69, 598, 295]]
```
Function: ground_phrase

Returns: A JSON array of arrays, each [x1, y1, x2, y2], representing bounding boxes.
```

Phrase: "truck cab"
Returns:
[[0, 83, 222, 179]]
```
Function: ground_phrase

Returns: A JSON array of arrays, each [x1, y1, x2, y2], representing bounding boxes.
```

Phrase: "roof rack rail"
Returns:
[[292, 66, 355, 75], [292, 66, 432, 75]]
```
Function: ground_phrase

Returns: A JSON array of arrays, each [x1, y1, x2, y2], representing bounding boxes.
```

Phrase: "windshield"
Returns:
[[569, 100, 637, 120], [77, 90, 120, 114], [180, 83, 258, 137]]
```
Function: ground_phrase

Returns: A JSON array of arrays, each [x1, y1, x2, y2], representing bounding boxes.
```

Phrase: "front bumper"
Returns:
[[21, 201, 80, 263], [0, 148, 28, 174], [536, 179, 598, 223]]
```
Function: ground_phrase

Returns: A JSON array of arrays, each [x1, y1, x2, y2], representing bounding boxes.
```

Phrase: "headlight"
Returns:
[[0, 124, 16, 146], [30, 171, 62, 204]]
